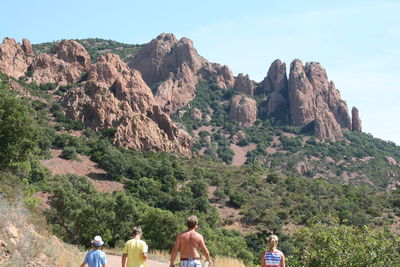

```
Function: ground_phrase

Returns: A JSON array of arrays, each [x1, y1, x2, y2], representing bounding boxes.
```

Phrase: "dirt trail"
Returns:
[[107, 254, 168, 266]]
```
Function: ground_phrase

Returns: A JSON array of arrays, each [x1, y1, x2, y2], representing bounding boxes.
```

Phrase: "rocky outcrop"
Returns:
[[229, 94, 257, 127], [351, 107, 362, 132], [192, 108, 202, 120], [294, 162, 310, 176], [61, 53, 192, 154], [129, 33, 235, 113], [22, 39, 34, 56], [304, 62, 351, 129], [29, 40, 90, 85], [0, 38, 32, 78], [234, 73, 254, 95], [288, 59, 351, 141], [260, 60, 288, 114]]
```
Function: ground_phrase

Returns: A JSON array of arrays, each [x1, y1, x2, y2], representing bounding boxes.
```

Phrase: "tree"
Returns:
[[0, 88, 38, 169], [290, 218, 400, 266]]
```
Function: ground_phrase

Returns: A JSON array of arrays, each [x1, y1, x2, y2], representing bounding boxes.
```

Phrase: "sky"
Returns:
[[1, 0, 399, 144]]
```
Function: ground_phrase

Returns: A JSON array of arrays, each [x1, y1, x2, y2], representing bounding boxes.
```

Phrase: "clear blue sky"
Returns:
[[2, 0, 399, 144]]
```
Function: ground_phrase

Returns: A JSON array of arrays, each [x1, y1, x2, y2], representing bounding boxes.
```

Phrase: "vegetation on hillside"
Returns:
[[32, 38, 144, 62], [1, 68, 400, 266]]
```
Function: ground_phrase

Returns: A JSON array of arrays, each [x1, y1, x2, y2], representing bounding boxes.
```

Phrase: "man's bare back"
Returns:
[[177, 229, 204, 258], [169, 216, 210, 267]]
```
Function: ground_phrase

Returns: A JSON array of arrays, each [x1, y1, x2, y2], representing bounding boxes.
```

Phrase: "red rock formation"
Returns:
[[288, 59, 348, 141], [304, 62, 351, 129], [29, 40, 90, 85], [260, 60, 288, 114], [129, 33, 236, 113], [61, 53, 192, 154], [234, 73, 254, 95], [229, 94, 257, 127], [22, 39, 34, 56], [0, 38, 31, 78], [351, 107, 362, 132]]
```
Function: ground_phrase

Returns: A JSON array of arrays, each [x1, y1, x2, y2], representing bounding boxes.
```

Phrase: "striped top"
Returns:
[[264, 250, 281, 267]]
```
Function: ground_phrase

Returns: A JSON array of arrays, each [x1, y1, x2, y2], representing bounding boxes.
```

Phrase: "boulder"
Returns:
[[229, 94, 257, 127], [22, 39, 34, 56], [192, 108, 202, 120]]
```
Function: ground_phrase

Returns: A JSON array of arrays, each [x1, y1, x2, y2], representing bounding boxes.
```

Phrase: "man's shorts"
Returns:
[[179, 258, 201, 267]]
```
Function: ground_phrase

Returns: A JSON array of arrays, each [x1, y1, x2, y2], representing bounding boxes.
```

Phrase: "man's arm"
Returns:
[[169, 235, 181, 267], [199, 235, 211, 263], [80, 263, 86, 267], [121, 254, 127, 267]]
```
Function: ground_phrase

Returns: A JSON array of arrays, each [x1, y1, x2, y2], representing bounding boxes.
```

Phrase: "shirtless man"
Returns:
[[169, 215, 211, 267]]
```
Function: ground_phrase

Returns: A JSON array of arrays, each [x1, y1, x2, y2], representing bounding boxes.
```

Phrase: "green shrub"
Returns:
[[60, 146, 78, 160]]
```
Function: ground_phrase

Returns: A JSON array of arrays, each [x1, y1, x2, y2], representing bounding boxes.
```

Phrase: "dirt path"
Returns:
[[107, 254, 168, 267]]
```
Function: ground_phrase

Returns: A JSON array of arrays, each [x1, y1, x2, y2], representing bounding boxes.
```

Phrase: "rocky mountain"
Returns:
[[0, 37, 191, 153], [0, 34, 362, 154], [128, 33, 240, 113]]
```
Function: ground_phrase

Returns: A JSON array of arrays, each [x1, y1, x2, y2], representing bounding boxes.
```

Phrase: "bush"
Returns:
[[290, 219, 400, 266], [60, 146, 78, 160]]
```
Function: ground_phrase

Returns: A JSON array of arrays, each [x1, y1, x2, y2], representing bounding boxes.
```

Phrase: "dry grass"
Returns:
[[211, 256, 246, 267], [0, 195, 84, 267]]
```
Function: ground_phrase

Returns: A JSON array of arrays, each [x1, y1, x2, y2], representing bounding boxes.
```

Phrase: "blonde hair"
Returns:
[[267, 235, 279, 251]]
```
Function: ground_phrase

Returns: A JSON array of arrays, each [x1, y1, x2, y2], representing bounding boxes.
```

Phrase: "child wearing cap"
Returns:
[[80, 235, 107, 267]]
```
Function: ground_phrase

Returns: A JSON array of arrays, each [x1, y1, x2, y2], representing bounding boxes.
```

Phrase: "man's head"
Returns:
[[186, 215, 199, 229], [132, 227, 143, 237]]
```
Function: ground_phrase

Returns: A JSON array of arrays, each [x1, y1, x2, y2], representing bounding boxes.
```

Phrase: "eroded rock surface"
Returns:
[[288, 59, 350, 141], [229, 94, 257, 127], [61, 53, 192, 153], [352, 106, 362, 132], [0, 38, 32, 78], [129, 33, 236, 113]]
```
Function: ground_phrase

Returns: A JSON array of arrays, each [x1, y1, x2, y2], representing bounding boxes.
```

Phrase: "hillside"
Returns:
[[32, 38, 144, 62], [1, 34, 400, 266]]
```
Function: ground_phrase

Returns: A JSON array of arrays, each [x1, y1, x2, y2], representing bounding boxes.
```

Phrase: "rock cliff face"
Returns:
[[229, 94, 257, 127], [0, 37, 192, 154], [29, 40, 90, 85], [0, 38, 32, 78], [61, 53, 192, 153], [234, 73, 254, 95], [287, 59, 351, 141], [351, 107, 362, 132], [129, 33, 235, 113], [260, 60, 288, 115]]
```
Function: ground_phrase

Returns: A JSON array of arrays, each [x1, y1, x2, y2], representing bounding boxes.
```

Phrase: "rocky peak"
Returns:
[[0, 38, 31, 78], [61, 52, 192, 153], [28, 40, 91, 86], [234, 73, 254, 95], [288, 59, 350, 141], [55, 40, 91, 69], [21, 39, 33, 56], [129, 33, 235, 113], [351, 107, 362, 132], [261, 59, 288, 115], [229, 94, 257, 127], [262, 59, 287, 94]]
